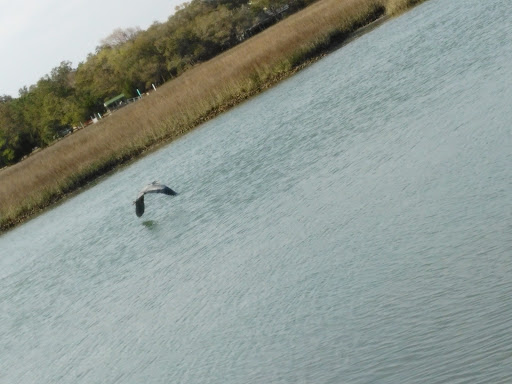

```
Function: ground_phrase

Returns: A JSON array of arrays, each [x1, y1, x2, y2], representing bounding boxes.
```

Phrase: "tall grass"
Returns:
[[0, 0, 426, 231]]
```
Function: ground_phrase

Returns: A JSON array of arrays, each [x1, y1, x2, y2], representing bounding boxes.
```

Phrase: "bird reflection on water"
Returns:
[[142, 220, 157, 229]]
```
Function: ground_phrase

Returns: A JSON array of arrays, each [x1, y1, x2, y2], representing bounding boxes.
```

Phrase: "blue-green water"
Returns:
[[1, 0, 511, 382]]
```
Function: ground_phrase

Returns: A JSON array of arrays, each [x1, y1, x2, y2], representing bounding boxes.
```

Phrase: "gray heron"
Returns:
[[134, 181, 177, 217]]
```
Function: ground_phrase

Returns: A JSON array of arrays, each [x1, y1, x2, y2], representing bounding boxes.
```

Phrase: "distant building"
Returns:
[[104, 93, 126, 112]]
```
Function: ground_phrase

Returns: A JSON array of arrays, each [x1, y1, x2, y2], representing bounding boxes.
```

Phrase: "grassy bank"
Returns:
[[0, 0, 426, 233]]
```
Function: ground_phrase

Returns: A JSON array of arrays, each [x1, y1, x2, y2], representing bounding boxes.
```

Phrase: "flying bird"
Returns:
[[134, 181, 178, 217]]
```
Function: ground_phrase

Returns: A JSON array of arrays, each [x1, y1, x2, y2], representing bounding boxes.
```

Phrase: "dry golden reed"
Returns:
[[0, 0, 426, 231]]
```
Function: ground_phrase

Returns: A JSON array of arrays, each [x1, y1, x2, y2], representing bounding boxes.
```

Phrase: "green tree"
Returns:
[[250, 0, 290, 17], [0, 99, 17, 166], [16, 62, 85, 146], [0, 95, 40, 164], [75, 49, 123, 101], [99, 27, 141, 48]]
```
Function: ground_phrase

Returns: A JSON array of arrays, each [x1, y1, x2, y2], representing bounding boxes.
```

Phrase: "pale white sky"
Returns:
[[0, 0, 185, 97]]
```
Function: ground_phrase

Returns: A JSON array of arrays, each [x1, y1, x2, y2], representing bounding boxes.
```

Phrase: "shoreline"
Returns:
[[0, 1, 422, 234]]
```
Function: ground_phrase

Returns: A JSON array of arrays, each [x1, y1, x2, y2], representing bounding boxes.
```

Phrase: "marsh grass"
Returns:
[[0, 0, 426, 231]]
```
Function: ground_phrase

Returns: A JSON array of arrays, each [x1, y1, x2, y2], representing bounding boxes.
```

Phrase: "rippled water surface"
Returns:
[[2, 0, 512, 382]]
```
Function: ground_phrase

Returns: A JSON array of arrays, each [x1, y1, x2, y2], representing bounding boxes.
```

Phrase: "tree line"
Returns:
[[0, 0, 314, 167]]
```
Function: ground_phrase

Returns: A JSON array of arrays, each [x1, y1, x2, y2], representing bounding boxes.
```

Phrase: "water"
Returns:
[[2, 0, 512, 382]]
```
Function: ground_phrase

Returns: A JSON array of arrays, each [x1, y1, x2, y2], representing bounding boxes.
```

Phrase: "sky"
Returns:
[[0, 0, 185, 97]]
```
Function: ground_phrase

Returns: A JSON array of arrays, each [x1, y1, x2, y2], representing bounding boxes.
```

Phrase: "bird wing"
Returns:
[[135, 195, 145, 217], [138, 182, 177, 197]]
